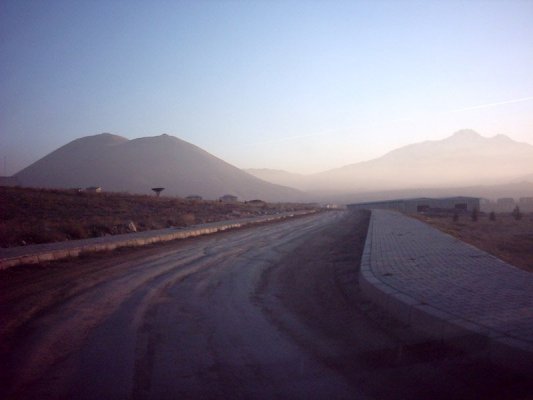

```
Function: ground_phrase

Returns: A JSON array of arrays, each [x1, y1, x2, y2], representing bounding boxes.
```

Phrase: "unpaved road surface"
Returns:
[[1, 211, 531, 400]]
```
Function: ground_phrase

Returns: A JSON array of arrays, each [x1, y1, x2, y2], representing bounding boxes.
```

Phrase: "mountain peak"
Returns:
[[93, 132, 127, 140], [449, 129, 482, 141], [492, 133, 512, 142], [150, 133, 185, 144], [62, 133, 128, 150]]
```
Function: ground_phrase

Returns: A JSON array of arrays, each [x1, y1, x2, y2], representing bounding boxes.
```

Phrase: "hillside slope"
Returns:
[[14, 133, 305, 201], [245, 168, 309, 190]]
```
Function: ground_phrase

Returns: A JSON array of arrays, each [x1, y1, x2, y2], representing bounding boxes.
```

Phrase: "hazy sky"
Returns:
[[1, 0, 533, 175]]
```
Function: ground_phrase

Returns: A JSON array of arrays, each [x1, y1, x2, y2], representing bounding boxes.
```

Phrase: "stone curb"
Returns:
[[359, 210, 533, 375], [0, 210, 317, 270]]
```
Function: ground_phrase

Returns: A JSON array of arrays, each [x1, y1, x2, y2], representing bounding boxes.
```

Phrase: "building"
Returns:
[[246, 199, 266, 206], [348, 196, 480, 213], [186, 195, 203, 201], [496, 197, 516, 212], [219, 194, 238, 202], [85, 186, 102, 193], [0, 176, 19, 186], [519, 197, 533, 212]]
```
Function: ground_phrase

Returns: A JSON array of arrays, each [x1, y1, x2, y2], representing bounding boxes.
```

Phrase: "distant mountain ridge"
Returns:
[[248, 130, 533, 195], [310, 130, 533, 192], [13, 133, 305, 202], [10, 130, 533, 203]]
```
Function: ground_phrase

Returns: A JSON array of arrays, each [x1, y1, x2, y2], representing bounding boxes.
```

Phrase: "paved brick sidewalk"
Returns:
[[360, 209, 533, 372]]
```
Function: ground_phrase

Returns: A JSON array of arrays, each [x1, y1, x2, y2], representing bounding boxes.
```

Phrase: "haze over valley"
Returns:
[[6, 129, 533, 203]]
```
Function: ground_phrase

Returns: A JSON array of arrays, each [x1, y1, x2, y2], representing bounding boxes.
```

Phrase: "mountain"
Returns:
[[245, 168, 309, 190], [13, 133, 305, 202], [11, 130, 533, 203], [309, 130, 533, 192]]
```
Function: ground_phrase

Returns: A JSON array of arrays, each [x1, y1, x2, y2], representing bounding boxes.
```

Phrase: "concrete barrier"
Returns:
[[0, 210, 316, 270]]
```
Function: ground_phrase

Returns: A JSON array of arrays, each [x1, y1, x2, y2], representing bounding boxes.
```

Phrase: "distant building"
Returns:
[[348, 196, 480, 213], [519, 197, 533, 211], [186, 195, 203, 201], [496, 197, 515, 212], [0, 176, 19, 187], [479, 198, 493, 212], [247, 199, 266, 206], [324, 204, 344, 209], [219, 194, 238, 202], [86, 186, 102, 193]]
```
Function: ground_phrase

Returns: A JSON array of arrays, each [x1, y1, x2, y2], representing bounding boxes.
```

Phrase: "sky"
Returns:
[[1, 0, 533, 175]]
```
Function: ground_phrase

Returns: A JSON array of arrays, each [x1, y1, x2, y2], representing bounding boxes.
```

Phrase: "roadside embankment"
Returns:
[[0, 210, 316, 270], [0, 186, 317, 247]]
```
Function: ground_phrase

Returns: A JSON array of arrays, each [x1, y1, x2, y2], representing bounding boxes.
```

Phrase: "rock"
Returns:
[[127, 221, 137, 232]]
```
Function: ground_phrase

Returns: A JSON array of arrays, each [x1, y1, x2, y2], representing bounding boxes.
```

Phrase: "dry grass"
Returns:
[[413, 212, 533, 272], [0, 187, 317, 248]]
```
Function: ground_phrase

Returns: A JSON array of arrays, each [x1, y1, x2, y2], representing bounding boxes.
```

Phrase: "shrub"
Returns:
[[88, 223, 112, 237], [60, 224, 87, 239], [177, 213, 196, 226]]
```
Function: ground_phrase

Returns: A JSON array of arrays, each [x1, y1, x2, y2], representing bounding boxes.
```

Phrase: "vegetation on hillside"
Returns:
[[0, 187, 317, 248]]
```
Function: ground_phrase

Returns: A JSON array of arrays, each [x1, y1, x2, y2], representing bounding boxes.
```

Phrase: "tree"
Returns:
[[471, 207, 479, 222], [152, 187, 165, 197], [489, 211, 496, 221], [512, 206, 522, 221]]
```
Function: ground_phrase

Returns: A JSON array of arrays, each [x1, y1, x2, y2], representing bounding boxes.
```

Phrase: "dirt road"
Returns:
[[1, 211, 531, 399]]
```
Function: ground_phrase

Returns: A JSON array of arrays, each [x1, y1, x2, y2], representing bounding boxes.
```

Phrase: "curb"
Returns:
[[359, 210, 533, 374], [0, 210, 316, 270]]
